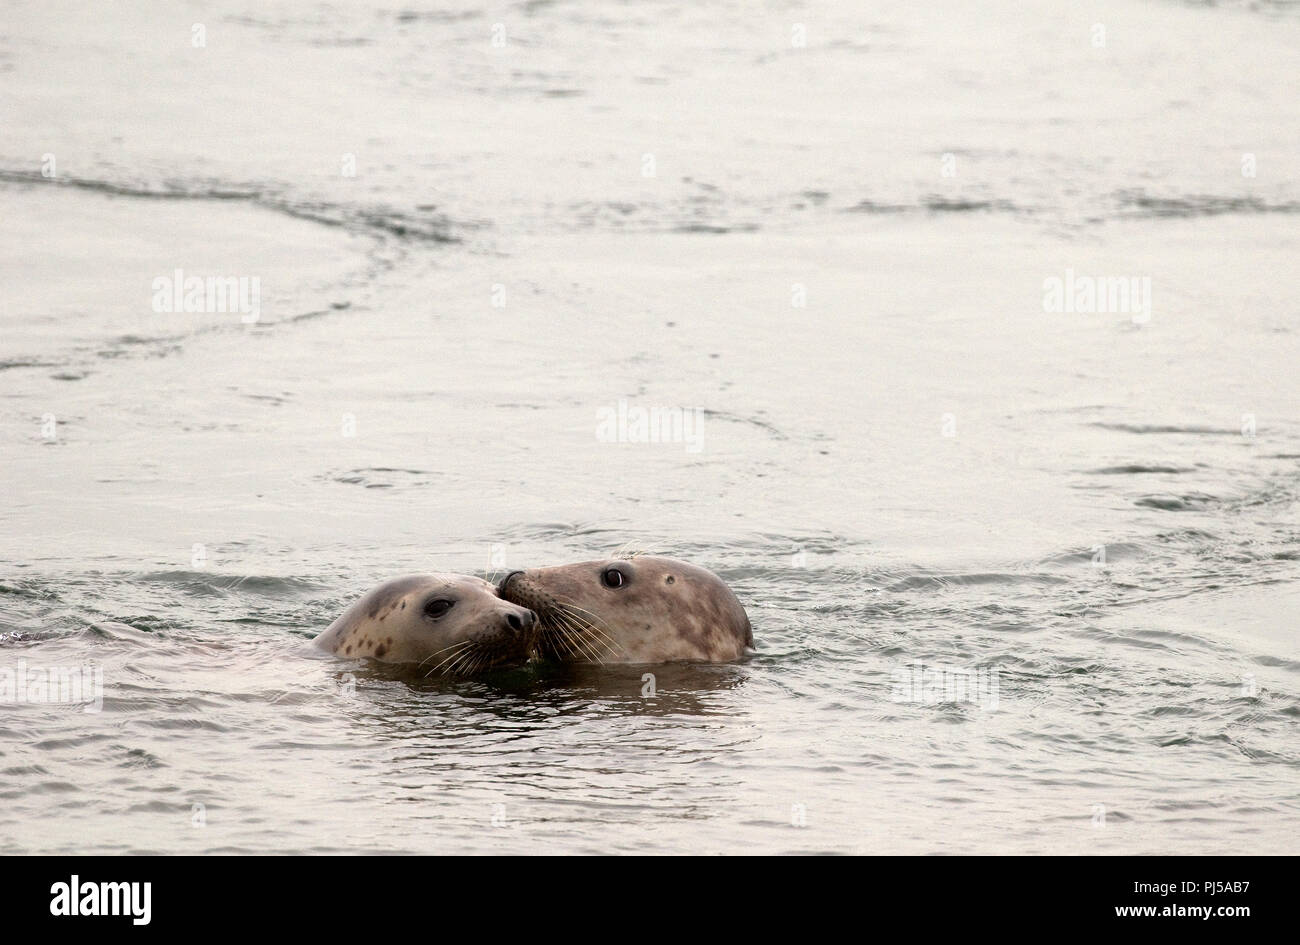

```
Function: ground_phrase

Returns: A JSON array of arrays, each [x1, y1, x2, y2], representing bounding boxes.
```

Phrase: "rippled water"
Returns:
[[1, 0, 1298, 854]]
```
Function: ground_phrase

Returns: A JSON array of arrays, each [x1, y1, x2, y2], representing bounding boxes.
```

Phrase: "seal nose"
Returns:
[[498, 570, 525, 595], [504, 609, 536, 632]]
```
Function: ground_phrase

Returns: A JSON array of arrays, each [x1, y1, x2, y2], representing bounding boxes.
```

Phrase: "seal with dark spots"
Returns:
[[498, 555, 752, 663], [314, 574, 538, 675]]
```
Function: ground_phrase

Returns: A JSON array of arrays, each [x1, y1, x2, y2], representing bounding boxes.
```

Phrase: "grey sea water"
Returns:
[[1, 0, 1297, 854]]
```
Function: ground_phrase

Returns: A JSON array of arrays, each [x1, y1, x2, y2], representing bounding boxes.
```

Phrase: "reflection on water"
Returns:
[[369, 659, 753, 718]]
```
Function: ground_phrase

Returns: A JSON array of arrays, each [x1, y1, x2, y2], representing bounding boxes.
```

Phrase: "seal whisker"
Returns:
[[465, 649, 492, 675], [553, 601, 614, 633], [547, 620, 582, 660], [426, 641, 476, 677], [424, 640, 472, 667], [563, 610, 617, 649], [419, 639, 473, 670], [445, 648, 478, 677], [540, 600, 618, 663], [555, 604, 620, 654], [552, 609, 608, 664], [547, 610, 597, 660], [558, 612, 617, 657], [613, 543, 652, 560], [545, 617, 588, 662]]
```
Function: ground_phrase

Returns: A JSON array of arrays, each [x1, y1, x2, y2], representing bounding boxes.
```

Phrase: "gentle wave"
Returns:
[[1115, 189, 1300, 219], [0, 168, 463, 243], [8, 167, 1296, 245]]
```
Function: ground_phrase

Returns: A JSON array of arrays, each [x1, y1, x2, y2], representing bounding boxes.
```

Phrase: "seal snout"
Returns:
[[504, 608, 536, 632], [497, 601, 539, 658]]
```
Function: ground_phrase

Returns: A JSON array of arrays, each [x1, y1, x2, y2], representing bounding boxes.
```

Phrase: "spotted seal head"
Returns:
[[313, 573, 538, 674], [498, 555, 752, 664]]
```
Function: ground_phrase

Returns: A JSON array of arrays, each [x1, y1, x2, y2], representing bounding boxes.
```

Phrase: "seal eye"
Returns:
[[423, 598, 454, 619], [601, 568, 626, 589]]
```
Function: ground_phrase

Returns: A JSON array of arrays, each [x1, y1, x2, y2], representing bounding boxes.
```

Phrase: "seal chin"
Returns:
[[479, 607, 540, 662]]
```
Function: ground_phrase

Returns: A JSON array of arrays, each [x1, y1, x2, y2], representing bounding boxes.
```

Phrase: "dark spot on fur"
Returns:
[[400, 601, 406, 609], [345, 644, 352, 654], [375, 644, 387, 658], [386, 636, 392, 645], [665, 575, 675, 584], [365, 576, 431, 619]]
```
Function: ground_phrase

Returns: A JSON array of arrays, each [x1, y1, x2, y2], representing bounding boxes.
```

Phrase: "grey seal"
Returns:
[[314, 573, 538, 674], [498, 555, 752, 663]]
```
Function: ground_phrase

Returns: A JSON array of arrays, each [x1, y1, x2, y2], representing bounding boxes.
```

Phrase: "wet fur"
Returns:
[[500, 555, 752, 663], [314, 573, 538, 674]]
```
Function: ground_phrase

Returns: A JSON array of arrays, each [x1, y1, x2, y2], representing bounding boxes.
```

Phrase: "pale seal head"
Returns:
[[314, 573, 538, 674], [498, 555, 752, 664]]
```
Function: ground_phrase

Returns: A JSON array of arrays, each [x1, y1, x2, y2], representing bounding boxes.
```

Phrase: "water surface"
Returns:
[[1, 0, 1297, 854]]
